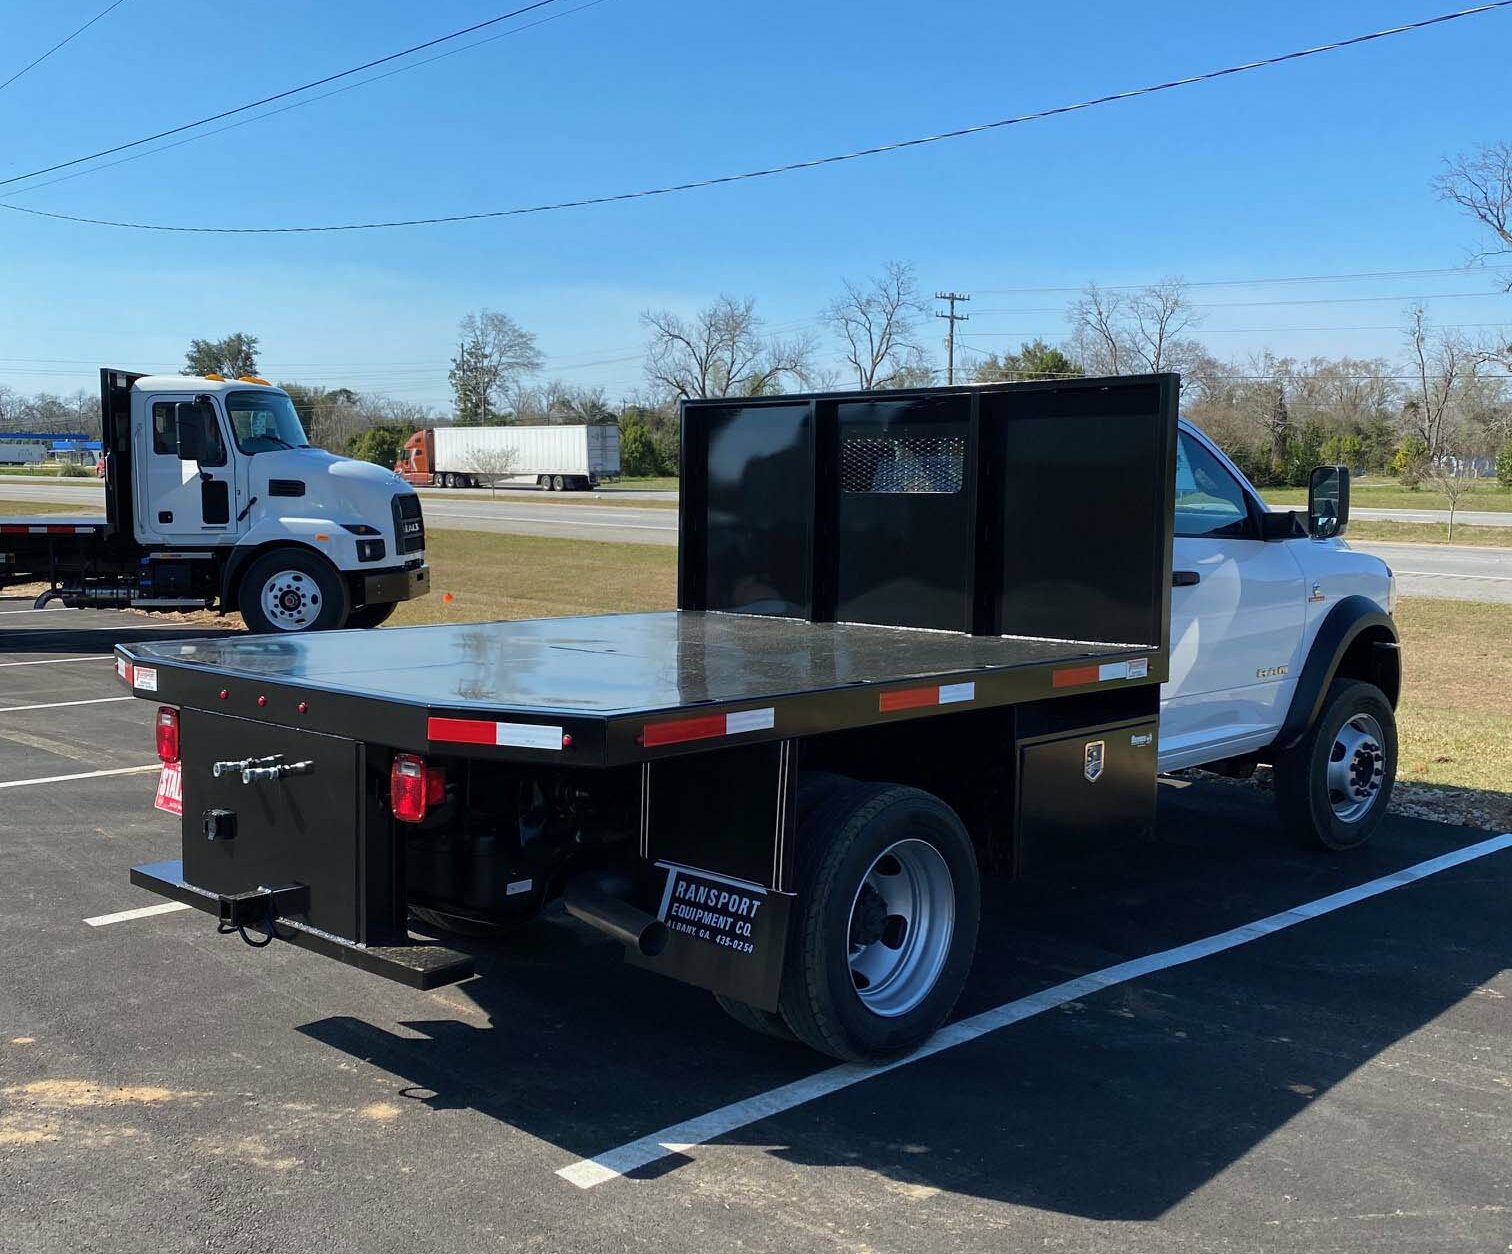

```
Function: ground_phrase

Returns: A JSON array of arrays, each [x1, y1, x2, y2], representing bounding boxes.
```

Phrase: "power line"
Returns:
[[4, 0, 1509, 233], [0, 0, 613, 200], [0, 0, 569, 190], [0, 0, 130, 95], [971, 263, 1512, 294]]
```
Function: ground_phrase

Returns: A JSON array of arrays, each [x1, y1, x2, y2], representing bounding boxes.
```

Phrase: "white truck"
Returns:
[[0, 442, 48, 467], [397, 424, 621, 491], [0, 369, 430, 632], [120, 374, 1400, 1063]]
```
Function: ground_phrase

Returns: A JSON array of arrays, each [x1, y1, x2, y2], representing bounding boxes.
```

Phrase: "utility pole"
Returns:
[[935, 291, 970, 385]]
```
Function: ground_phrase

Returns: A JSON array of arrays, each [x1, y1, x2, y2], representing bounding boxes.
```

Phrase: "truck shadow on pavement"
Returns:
[[299, 783, 1512, 1219]]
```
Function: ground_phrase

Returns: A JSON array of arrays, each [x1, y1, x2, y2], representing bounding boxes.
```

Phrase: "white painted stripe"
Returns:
[[0, 696, 133, 713], [725, 707, 776, 735], [557, 831, 1512, 1188], [84, 901, 192, 928], [0, 764, 159, 790], [0, 656, 109, 668], [0, 607, 79, 616], [938, 681, 975, 704], [1393, 569, 1510, 582]]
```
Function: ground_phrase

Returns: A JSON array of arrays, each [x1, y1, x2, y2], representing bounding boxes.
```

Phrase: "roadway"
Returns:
[[2, 478, 1508, 602]]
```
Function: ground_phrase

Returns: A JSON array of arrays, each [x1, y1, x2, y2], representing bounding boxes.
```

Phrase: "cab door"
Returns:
[[1159, 426, 1307, 770], [134, 394, 235, 545]]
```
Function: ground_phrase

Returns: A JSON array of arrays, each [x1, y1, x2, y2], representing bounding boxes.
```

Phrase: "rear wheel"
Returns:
[[779, 783, 979, 1062], [1274, 678, 1397, 850], [237, 549, 348, 634], [713, 994, 796, 1041], [552, 474, 566, 492]]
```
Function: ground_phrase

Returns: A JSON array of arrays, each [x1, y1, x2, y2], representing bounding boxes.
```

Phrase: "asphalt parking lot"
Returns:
[[3, 599, 1511, 1253]]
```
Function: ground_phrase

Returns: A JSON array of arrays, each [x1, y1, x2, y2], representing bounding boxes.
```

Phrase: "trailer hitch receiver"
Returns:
[[217, 882, 309, 930]]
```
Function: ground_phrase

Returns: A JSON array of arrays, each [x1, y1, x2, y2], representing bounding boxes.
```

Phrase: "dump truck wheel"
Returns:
[[238, 549, 348, 634], [779, 783, 979, 1062]]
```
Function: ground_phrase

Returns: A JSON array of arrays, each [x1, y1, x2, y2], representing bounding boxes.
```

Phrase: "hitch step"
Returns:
[[130, 860, 474, 990]]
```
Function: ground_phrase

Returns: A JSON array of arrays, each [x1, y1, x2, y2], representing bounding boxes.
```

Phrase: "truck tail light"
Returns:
[[391, 753, 444, 823], [156, 707, 180, 763]]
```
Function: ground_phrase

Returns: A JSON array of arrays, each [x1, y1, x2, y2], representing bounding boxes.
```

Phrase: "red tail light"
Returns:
[[155, 707, 180, 763], [391, 753, 429, 823]]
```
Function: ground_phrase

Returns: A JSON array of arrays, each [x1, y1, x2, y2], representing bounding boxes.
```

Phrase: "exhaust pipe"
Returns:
[[564, 870, 669, 957]]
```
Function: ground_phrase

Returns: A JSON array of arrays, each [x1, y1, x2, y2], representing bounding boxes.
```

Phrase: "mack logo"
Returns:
[[1256, 664, 1289, 679], [403, 521, 422, 534], [1083, 740, 1105, 783]]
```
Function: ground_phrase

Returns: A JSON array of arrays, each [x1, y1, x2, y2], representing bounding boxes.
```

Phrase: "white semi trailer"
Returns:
[[397, 425, 621, 491]]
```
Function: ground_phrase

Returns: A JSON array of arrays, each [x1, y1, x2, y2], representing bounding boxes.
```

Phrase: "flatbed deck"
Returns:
[[120, 611, 1157, 767], [0, 516, 107, 535]]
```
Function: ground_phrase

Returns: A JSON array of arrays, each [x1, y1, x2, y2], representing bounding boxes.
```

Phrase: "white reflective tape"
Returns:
[[725, 707, 776, 735], [506, 879, 534, 896], [938, 682, 976, 704], [132, 666, 158, 692], [1098, 661, 1130, 682], [494, 723, 562, 751]]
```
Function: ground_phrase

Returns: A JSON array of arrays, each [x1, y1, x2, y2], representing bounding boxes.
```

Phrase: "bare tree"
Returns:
[[449, 310, 543, 424], [822, 262, 928, 389], [1422, 455, 1478, 541], [1068, 279, 1202, 376], [466, 444, 521, 498], [1405, 306, 1469, 462], [1435, 142, 1512, 279], [641, 296, 815, 399]]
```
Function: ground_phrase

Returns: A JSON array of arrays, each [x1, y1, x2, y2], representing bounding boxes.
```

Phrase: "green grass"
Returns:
[[0, 465, 67, 477], [419, 489, 678, 510], [1345, 519, 1511, 547], [0, 497, 101, 514], [601, 476, 679, 492], [1263, 480, 1512, 512]]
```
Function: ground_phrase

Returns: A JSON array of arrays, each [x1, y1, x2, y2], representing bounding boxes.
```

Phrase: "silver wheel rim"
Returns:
[[846, 838, 955, 1018], [259, 569, 321, 631], [1327, 712, 1385, 823]]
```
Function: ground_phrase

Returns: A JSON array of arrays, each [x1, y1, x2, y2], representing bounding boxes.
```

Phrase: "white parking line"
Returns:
[[0, 696, 133, 713], [0, 656, 109, 668], [0, 607, 79, 616], [557, 830, 1512, 1189], [84, 901, 191, 928], [0, 764, 158, 790], [1392, 569, 1510, 582]]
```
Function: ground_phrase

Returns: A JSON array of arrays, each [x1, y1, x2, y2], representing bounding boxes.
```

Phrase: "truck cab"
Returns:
[[1164, 418, 1398, 848]]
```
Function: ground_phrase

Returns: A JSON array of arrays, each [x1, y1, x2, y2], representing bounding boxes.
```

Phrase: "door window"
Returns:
[[1174, 431, 1251, 539], [151, 400, 227, 465]]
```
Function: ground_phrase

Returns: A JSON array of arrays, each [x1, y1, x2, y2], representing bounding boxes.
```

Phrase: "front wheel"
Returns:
[[237, 549, 349, 634], [779, 783, 980, 1062], [345, 601, 398, 629], [1274, 679, 1397, 850]]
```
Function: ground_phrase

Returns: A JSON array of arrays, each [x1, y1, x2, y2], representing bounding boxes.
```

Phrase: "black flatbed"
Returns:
[[120, 610, 1157, 766]]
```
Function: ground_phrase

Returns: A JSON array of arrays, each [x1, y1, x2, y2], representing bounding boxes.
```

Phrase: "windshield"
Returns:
[[225, 390, 310, 454]]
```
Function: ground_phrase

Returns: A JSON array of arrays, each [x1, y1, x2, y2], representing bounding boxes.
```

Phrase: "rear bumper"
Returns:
[[362, 562, 429, 606], [130, 859, 473, 990]]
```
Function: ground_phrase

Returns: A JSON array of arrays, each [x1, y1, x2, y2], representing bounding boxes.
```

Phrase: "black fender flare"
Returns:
[[1276, 594, 1399, 752]]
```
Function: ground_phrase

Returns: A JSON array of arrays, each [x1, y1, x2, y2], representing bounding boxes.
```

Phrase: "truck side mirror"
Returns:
[[1307, 464, 1349, 539], [175, 401, 213, 463]]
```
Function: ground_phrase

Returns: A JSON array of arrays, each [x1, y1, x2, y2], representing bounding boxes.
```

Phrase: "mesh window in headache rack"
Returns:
[[841, 435, 965, 494]]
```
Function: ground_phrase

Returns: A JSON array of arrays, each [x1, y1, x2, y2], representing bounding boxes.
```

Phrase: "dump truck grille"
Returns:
[[393, 493, 425, 553]]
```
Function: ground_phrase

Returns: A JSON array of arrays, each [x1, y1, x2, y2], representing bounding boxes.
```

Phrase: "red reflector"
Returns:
[[155, 706, 180, 763], [641, 713, 727, 747], [1052, 664, 1101, 689], [425, 764, 446, 807], [426, 716, 496, 745], [391, 753, 429, 823], [879, 686, 939, 712]]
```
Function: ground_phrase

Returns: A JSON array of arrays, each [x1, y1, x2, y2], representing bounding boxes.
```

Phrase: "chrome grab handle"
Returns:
[[242, 760, 315, 784], [212, 754, 282, 779]]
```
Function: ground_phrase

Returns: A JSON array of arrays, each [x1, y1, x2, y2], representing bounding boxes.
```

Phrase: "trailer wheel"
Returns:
[[1274, 679, 1397, 851], [551, 474, 566, 492], [345, 602, 397, 629], [713, 994, 796, 1041], [779, 783, 979, 1062], [237, 549, 349, 634]]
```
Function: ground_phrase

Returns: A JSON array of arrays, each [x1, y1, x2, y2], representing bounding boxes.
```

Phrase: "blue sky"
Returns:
[[1, 0, 1508, 409]]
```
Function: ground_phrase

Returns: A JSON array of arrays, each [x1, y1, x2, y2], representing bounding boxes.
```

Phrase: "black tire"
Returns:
[[538, 475, 550, 489], [439, 472, 452, 488], [1274, 679, 1397, 851], [779, 783, 980, 1062], [237, 548, 348, 634], [713, 994, 797, 1041], [409, 904, 528, 938], [345, 601, 398, 629], [551, 474, 566, 492]]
